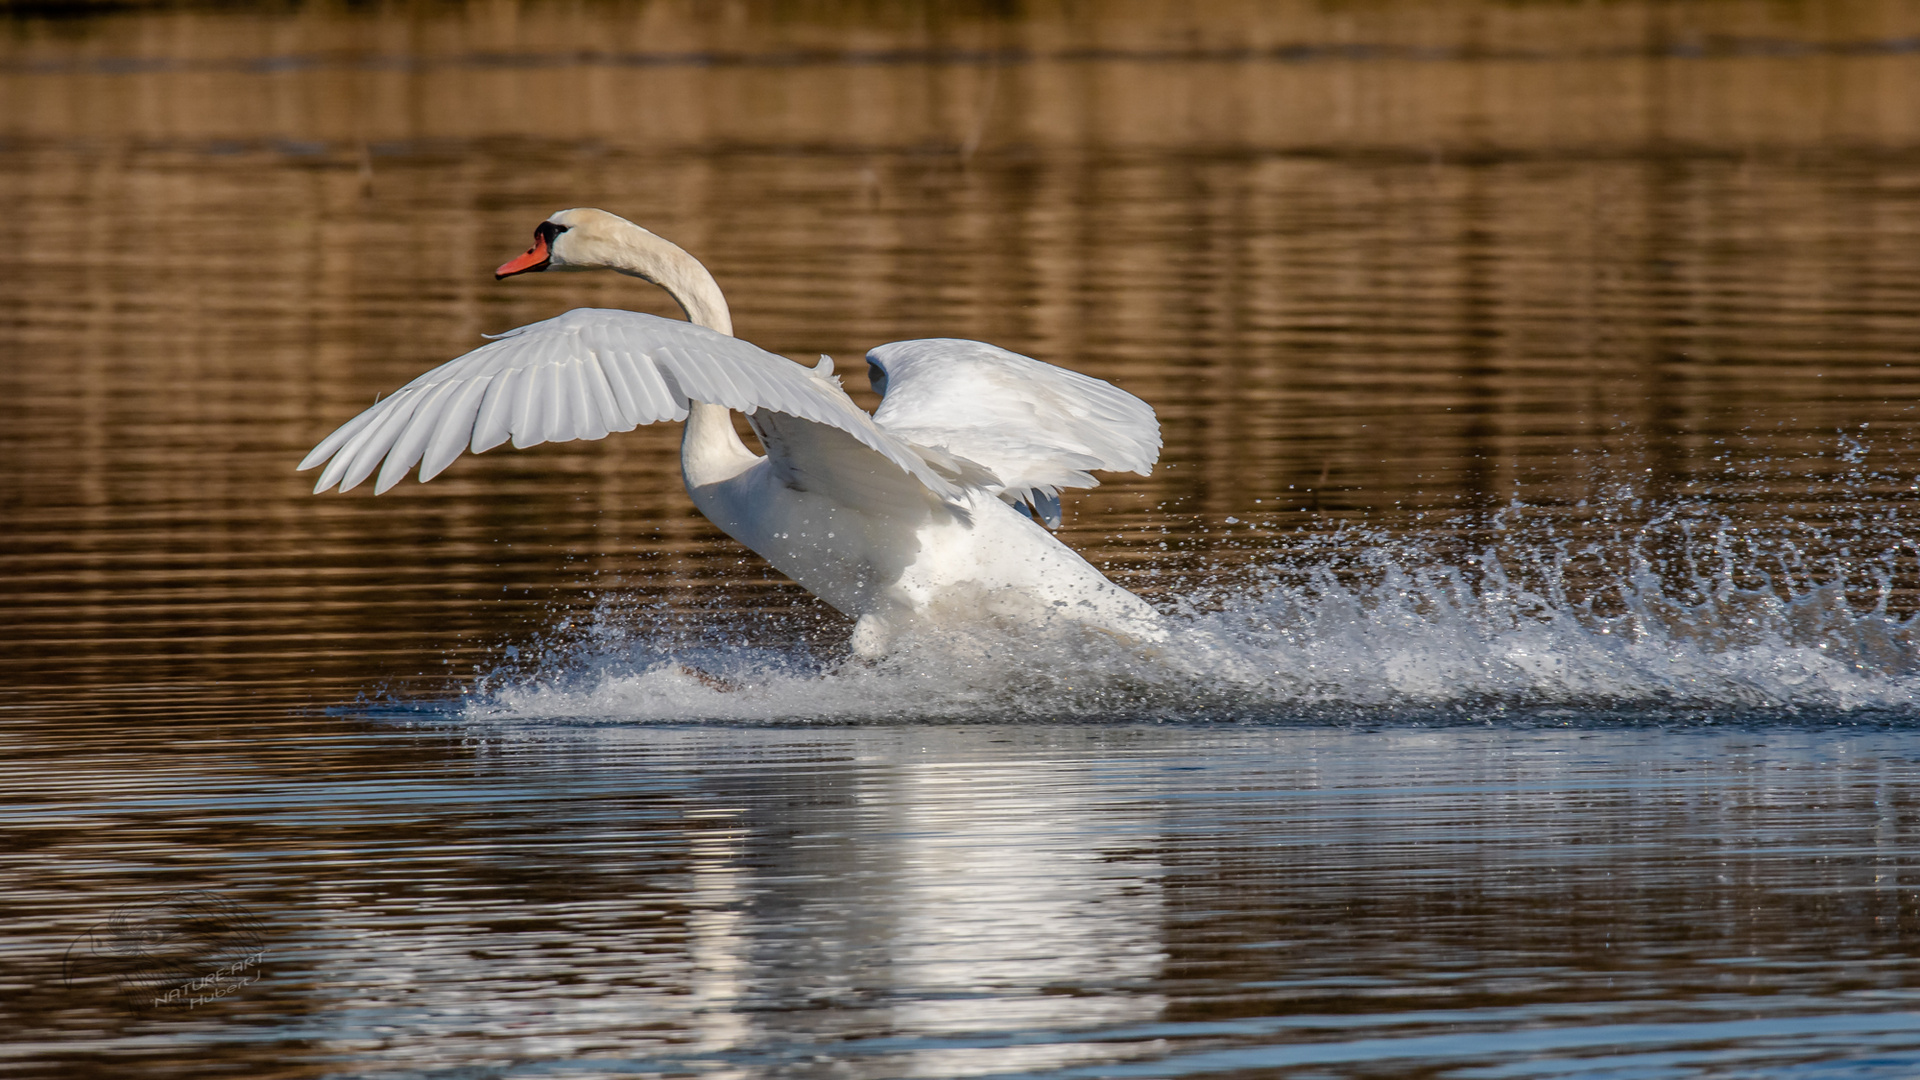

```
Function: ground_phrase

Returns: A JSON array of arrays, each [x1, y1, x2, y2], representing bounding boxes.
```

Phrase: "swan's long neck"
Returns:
[[599, 224, 757, 488], [609, 232, 733, 338]]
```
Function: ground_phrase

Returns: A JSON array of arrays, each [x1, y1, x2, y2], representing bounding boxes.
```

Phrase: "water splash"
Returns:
[[461, 486, 1920, 723]]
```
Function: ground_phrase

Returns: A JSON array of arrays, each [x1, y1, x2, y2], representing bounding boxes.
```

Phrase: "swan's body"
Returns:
[[301, 208, 1163, 655]]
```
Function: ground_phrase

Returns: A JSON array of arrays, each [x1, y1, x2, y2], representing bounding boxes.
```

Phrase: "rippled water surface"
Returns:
[[8, 2, 1920, 1076]]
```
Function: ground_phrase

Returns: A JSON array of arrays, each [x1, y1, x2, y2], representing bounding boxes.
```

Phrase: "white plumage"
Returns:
[[867, 337, 1160, 526], [301, 207, 1164, 655], [301, 309, 951, 500]]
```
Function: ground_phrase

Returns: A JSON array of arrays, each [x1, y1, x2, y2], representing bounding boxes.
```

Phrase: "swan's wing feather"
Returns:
[[509, 364, 545, 450], [375, 378, 460, 494], [579, 356, 630, 436], [420, 376, 492, 482], [471, 366, 522, 454], [612, 345, 681, 421], [303, 308, 956, 498], [749, 411, 962, 522], [297, 406, 379, 473], [866, 338, 1160, 522], [321, 390, 422, 494]]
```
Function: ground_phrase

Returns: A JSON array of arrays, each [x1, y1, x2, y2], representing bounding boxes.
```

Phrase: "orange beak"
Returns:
[[495, 235, 551, 279]]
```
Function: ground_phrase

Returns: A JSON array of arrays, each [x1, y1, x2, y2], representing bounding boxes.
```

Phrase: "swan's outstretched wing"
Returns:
[[300, 308, 955, 498], [865, 338, 1160, 526]]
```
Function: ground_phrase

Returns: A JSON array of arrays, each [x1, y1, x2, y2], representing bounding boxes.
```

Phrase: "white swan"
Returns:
[[300, 208, 1164, 656]]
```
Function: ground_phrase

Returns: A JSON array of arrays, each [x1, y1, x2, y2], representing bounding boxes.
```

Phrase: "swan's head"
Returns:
[[494, 207, 662, 279], [493, 207, 733, 335]]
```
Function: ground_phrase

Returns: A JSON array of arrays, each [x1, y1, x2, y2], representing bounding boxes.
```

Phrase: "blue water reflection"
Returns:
[[15, 720, 1920, 1077]]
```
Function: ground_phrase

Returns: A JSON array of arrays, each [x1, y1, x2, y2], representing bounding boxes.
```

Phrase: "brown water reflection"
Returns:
[[6, 3, 1920, 1077], [5, 0, 1920, 706]]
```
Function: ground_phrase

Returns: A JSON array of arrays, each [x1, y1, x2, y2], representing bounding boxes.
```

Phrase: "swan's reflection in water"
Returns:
[[877, 758, 1165, 1042], [684, 805, 756, 1056], [285, 726, 1166, 1076]]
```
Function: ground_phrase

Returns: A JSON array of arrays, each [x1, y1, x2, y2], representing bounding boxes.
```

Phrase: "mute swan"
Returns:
[[300, 208, 1164, 656]]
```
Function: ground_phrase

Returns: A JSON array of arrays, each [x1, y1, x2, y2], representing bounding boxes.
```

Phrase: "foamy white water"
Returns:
[[469, 495, 1920, 724]]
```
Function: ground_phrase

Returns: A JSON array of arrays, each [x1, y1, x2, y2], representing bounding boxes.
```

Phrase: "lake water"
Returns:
[[7, 2, 1920, 1077]]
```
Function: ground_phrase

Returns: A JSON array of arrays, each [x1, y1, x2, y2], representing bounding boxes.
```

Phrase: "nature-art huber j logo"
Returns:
[[64, 890, 268, 1015]]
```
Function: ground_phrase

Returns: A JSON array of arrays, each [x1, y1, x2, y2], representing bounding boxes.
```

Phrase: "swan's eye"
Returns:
[[867, 362, 889, 396], [534, 221, 570, 245]]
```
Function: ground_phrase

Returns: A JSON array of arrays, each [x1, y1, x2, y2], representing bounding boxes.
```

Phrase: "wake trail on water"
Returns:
[[461, 488, 1920, 723]]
